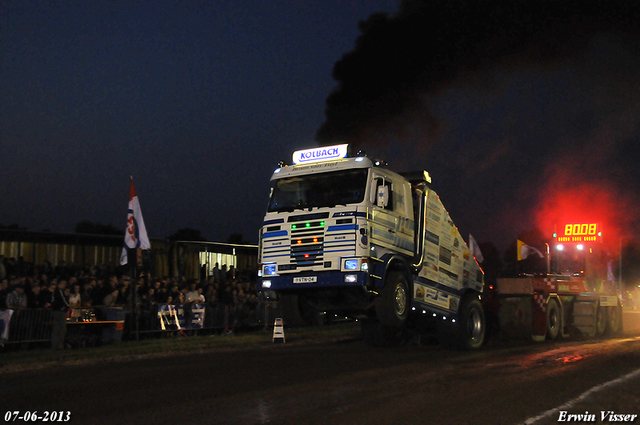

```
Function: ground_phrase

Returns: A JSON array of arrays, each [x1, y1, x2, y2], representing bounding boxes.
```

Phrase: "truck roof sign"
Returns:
[[292, 144, 348, 165]]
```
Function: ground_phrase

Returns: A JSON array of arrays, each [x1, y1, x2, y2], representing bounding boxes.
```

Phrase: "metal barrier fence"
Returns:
[[2, 301, 281, 347], [4, 308, 53, 345], [137, 302, 280, 334]]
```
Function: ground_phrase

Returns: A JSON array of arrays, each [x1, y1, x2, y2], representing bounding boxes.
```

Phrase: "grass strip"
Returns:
[[0, 322, 361, 374]]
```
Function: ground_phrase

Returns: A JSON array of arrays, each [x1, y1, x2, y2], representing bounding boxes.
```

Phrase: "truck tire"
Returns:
[[455, 295, 486, 350], [375, 271, 410, 328], [606, 303, 623, 336], [546, 298, 561, 340]]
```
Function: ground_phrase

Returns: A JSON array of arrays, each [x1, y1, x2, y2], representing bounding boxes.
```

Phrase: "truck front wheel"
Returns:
[[375, 271, 410, 328]]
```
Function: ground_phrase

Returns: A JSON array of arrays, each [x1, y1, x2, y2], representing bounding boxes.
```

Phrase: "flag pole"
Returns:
[[129, 174, 137, 342], [122, 174, 151, 341]]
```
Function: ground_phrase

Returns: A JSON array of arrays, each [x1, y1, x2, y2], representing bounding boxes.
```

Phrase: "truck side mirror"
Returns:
[[377, 185, 389, 208]]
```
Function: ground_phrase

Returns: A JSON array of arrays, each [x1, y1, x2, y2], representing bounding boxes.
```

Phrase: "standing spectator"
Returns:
[[40, 274, 49, 291], [140, 287, 158, 331], [39, 282, 55, 309], [81, 284, 93, 307], [227, 265, 236, 282], [4, 257, 16, 278], [197, 287, 205, 303], [183, 281, 199, 330], [27, 284, 45, 309], [213, 263, 222, 283], [143, 287, 158, 307], [185, 282, 199, 304], [157, 284, 169, 304], [92, 279, 105, 305], [50, 280, 70, 350], [68, 284, 82, 308], [115, 284, 128, 305], [6, 284, 27, 310], [103, 287, 119, 307], [168, 285, 182, 305]]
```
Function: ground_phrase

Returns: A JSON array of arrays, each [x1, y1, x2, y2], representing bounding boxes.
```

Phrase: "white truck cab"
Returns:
[[258, 144, 485, 348]]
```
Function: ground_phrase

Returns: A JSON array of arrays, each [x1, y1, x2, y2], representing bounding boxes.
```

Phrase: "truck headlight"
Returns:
[[344, 259, 359, 270], [344, 274, 358, 283], [262, 280, 272, 289], [264, 264, 277, 276]]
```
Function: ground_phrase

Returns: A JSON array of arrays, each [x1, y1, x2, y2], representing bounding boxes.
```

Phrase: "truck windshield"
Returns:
[[268, 169, 368, 212]]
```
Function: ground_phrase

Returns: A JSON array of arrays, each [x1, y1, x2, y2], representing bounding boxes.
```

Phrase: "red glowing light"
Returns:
[[555, 223, 601, 243], [534, 167, 632, 252]]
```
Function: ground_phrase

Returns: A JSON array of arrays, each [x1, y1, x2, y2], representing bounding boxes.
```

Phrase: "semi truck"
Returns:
[[485, 228, 624, 341], [257, 144, 486, 349], [486, 274, 623, 342]]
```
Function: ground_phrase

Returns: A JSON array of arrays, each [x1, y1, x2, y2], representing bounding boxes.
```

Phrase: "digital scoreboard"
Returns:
[[554, 223, 602, 243]]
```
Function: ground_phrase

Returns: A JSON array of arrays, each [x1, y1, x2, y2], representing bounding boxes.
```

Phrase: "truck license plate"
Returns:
[[293, 276, 317, 284]]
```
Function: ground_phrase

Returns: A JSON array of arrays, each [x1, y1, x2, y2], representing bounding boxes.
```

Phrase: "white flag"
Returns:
[[120, 177, 150, 265], [517, 239, 544, 261], [469, 234, 484, 263]]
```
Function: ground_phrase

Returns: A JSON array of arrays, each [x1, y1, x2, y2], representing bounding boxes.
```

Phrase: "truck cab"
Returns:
[[258, 144, 486, 348], [259, 146, 413, 310]]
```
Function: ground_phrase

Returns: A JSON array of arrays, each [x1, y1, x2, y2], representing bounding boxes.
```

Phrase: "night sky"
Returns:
[[2, 1, 640, 255]]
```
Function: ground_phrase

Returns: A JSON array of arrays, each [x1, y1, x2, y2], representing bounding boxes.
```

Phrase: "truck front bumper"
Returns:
[[259, 270, 369, 292]]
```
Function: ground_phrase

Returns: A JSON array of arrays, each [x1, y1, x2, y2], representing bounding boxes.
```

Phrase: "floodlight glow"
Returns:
[[557, 244, 564, 251]]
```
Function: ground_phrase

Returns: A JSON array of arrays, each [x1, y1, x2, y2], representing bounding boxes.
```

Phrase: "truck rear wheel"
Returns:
[[375, 271, 410, 328], [546, 298, 561, 340], [452, 296, 485, 350]]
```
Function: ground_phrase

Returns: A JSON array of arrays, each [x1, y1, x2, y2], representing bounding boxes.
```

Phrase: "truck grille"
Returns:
[[290, 221, 325, 267]]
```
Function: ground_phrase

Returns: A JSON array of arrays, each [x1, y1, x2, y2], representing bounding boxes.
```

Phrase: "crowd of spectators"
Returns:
[[0, 254, 260, 335]]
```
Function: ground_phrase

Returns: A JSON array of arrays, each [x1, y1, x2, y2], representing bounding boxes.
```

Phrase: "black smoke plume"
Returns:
[[317, 0, 640, 148]]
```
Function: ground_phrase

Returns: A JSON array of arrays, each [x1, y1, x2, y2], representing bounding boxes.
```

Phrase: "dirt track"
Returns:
[[3, 332, 640, 425]]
